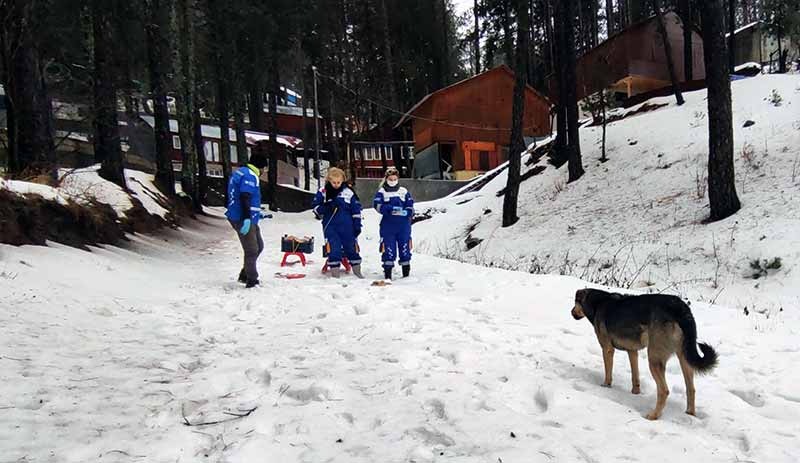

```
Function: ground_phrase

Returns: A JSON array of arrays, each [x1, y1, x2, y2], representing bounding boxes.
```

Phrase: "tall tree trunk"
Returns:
[[208, 0, 231, 200], [502, 0, 529, 228], [323, 92, 339, 166], [619, 0, 629, 28], [176, 0, 200, 210], [1, 0, 55, 176], [654, 0, 685, 105], [267, 60, 280, 211], [701, 0, 741, 221], [248, 76, 265, 132], [474, 0, 481, 74], [680, 0, 694, 81], [146, 0, 175, 195], [543, 0, 554, 78], [564, 0, 584, 182], [193, 91, 208, 206], [502, 0, 515, 68], [606, 0, 615, 35], [729, 0, 736, 72], [440, 0, 451, 84], [92, 0, 126, 188], [379, 0, 399, 110], [234, 96, 248, 165], [553, 0, 568, 166], [301, 75, 311, 191]]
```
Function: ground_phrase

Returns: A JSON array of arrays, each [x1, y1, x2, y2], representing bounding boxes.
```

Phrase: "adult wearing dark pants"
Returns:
[[373, 167, 414, 280], [225, 152, 268, 288]]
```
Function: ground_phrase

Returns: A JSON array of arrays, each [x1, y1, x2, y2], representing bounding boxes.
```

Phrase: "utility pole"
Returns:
[[312, 65, 321, 187]]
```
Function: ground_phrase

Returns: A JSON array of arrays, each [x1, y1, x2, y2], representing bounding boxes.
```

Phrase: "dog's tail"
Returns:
[[673, 299, 718, 374]]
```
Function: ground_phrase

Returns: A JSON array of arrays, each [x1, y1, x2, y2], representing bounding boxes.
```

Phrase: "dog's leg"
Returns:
[[677, 349, 696, 416], [627, 350, 641, 394], [646, 358, 669, 420], [601, 344, 615, 387]]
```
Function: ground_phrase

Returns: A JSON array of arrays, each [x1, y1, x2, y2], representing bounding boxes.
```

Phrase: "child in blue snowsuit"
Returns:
[[312, 167, 364, 278], [373, 167, 414, 280], [225, 152, 269, 288]]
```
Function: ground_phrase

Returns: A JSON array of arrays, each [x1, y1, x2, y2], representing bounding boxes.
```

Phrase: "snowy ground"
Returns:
[[2, 206, 799, 462], [413, 74, 800, 314]]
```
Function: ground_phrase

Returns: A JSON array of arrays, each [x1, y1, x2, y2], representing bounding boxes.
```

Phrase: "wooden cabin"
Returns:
[[350, 121, 414, 178], [256, 105, 319, 138], [395, 65, 552, 181], [730, 21, 800, 70], [563, 11, 706, 103]]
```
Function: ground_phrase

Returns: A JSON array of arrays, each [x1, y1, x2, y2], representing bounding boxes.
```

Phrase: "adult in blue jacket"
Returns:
[[373, 167, 414, 280], [225, 152, 268, 288], [312, 167, 364, 278]]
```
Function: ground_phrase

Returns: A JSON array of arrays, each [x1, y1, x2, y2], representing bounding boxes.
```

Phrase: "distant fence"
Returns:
[[353, 178, 469, 204]]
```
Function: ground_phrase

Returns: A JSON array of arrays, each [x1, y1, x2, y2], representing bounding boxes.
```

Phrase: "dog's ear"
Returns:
[[575, 288, 587, 302]]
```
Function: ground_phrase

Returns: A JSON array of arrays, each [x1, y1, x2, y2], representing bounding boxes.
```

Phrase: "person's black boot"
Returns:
[[384, 267, 392, 280], [245, 279, 260, 288], [402, 264, 411, 278], [238, 269, 247, 283]]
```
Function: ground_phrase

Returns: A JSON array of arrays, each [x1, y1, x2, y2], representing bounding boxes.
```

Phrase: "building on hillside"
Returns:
[[256, 105, 320, 138], [729, 21, 800, 70], [561, 11, 706, 104], [139, 115, 302, 185], [395, 65, 552, 181], [350, 121, 414, 178]]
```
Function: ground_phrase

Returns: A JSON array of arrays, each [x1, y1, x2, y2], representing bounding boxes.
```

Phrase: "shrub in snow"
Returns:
[[749, 257, 782, 279], [767, 89, 783, 107]]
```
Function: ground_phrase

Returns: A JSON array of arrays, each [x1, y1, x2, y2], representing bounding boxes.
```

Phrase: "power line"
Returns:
[[315, 70, 544, 132]]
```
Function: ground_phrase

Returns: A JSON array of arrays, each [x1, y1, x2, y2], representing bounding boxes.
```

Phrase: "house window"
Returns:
[[172, 135, 181, 150], [230, 145, 238, 164], [365, 148, 373, 161], [385, 147, 393, 161], [203, 141, 214, 161], [247, 147, 252, 160]]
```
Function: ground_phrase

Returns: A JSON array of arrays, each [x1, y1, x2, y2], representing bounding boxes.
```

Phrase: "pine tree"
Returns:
[[175, 0, 201, 211], [701, 0, 741, 221], [146, 0, 176, 195], [654, 0, 685, 105], [91, 0, 126, 188], [502, 0, 529, 228]]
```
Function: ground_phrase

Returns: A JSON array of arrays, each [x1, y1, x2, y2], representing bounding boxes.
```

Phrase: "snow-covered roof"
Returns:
[[264, 105, 319, 118], [727, 21, 762, 37]]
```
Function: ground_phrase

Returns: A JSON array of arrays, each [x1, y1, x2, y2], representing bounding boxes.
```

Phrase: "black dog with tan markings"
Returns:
[[571, 288, 718, 420]]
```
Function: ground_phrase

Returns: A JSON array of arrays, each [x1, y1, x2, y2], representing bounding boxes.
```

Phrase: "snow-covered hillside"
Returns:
[[2, 204, 799, 462], [414, 74, 800, 313]]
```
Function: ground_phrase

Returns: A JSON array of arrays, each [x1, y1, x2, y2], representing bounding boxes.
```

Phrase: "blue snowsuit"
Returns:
[[225, 165, 262, 224], [312, 183, 363, 268], [225, 164, 264, 282], [373, 184, 413, 268]]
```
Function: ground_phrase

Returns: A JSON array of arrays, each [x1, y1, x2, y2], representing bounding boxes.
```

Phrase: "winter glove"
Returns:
[[353, 219, 362, 237], [379, 204, 393, 216], [239, 218, 251, 235], [313, 208, 322, 220], [260, 212, 273, 219]]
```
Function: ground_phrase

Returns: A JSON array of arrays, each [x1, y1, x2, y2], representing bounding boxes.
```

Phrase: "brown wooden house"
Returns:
[[395, 65, 552, 180], [563, 11, 706, 103]]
